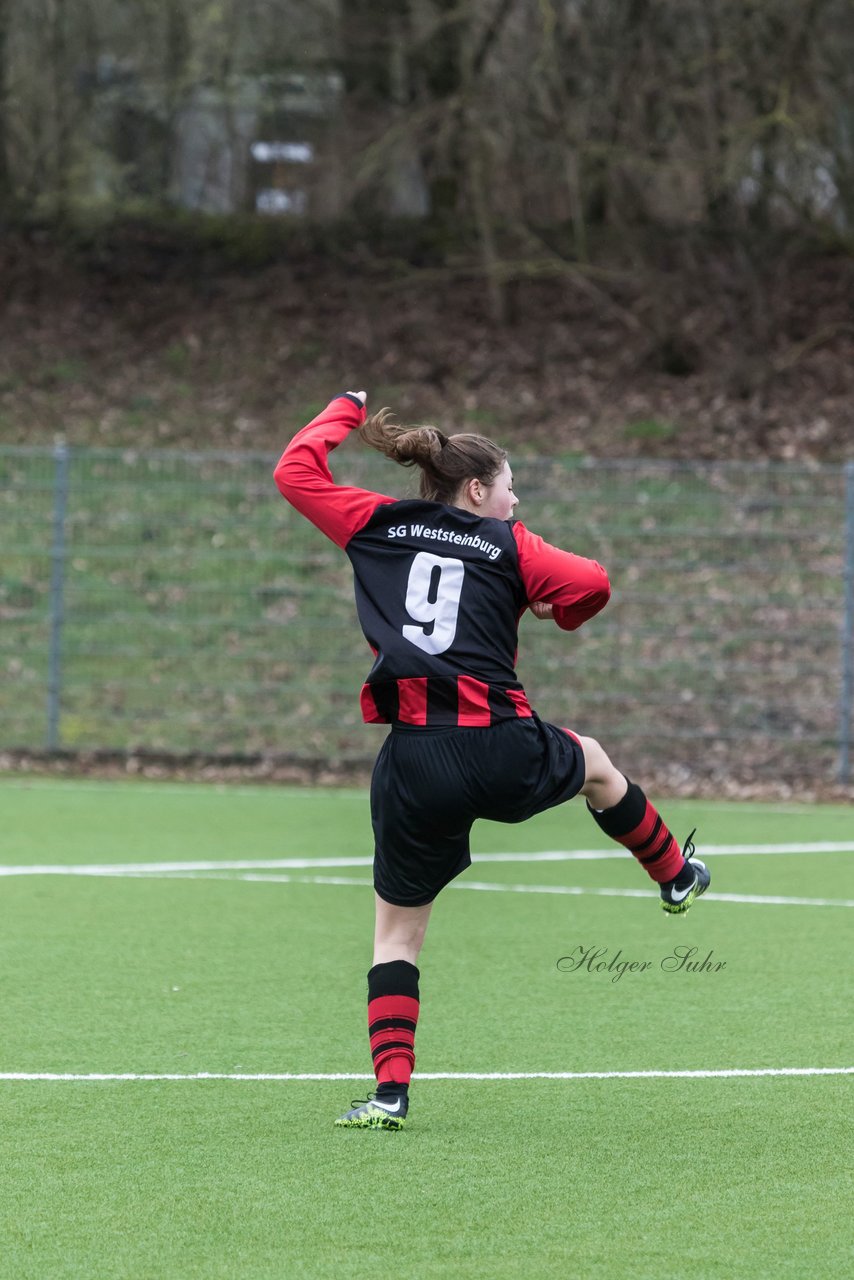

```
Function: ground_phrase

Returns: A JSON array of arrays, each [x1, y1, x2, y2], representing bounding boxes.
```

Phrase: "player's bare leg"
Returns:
[[576, 734, 628, 810], [336, 896, 432, 1130], [373, 895, 433, 966]]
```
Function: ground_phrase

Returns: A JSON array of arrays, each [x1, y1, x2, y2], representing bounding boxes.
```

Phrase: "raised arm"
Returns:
[[512, 521, 611, 631], [273, 393, 396, 548]]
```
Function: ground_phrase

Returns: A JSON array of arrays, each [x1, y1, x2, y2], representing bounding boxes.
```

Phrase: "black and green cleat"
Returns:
[[334, 1092, 408, 1130], [660, 829, 711, 915]]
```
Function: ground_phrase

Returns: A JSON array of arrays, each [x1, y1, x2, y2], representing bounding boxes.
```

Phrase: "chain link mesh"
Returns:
[[1, 444, 848, 785]]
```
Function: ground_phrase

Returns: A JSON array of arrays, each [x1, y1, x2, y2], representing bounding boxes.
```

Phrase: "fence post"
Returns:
[[840, 460, 854, 785], [47, 441, 70, 751]]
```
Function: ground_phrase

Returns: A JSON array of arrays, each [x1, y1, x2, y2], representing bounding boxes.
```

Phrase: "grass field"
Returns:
[[2, 775, 853, 1279]]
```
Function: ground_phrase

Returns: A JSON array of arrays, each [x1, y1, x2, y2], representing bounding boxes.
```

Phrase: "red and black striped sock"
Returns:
[[588, 779, 685, 884], [367, 959, 420, 1090]]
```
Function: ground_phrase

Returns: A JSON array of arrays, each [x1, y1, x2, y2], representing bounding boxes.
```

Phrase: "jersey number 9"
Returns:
[[402, 552, 465, 656]]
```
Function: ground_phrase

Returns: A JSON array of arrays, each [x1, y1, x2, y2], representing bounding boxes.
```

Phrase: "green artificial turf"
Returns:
[[1, 777, 853, 1279]]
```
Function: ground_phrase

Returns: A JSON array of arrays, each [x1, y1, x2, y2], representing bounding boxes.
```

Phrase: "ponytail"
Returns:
[[359, 409, 506, 505]]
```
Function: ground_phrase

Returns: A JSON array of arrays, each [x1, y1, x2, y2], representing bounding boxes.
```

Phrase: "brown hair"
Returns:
[[359, 408, 506, 505]]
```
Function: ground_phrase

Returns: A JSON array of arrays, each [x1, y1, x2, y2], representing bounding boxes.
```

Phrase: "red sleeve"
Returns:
[[273, 395, 396, 548], [512, 521, 611, 631]]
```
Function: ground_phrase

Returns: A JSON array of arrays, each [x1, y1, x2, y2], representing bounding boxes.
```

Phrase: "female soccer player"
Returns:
[[274, 391, 709, 1130]]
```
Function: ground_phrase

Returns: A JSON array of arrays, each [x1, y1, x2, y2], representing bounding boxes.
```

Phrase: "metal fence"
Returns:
[[1, 443, 852, 787]]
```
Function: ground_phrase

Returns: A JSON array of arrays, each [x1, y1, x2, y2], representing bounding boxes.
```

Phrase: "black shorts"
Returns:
[[370, 714, 586, 907]]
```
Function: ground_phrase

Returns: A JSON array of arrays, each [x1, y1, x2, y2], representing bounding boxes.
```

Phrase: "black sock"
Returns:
[[376, 1080, 409, 1100]]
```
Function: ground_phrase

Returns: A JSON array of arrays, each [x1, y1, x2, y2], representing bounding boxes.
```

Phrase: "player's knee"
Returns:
[[578, 735, 619, 786]]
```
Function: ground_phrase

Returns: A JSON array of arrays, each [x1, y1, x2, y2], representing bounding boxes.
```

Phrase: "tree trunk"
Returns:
[[0, 0, 12, 207], [163, 0, 191, 204], [47, 0, 72, 218]]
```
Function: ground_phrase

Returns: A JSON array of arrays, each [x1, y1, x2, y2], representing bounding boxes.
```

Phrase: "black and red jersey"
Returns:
[[274, 395, 611, 728]]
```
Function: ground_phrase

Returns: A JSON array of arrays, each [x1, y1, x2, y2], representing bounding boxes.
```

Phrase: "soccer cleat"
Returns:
[[660, 829, 710, 914], [334, 1091, 408, 1130]]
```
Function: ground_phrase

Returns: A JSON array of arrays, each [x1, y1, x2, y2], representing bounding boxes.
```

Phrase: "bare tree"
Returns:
[[0, 0, 10, 208], [0, 0, 851, 277]]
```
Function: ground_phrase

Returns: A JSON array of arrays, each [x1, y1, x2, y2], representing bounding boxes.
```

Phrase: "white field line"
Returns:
[[0, 857, 377, 877], [3, 841, 854, 879], [195, 872, 854, 908], [1, 1067, 852, 1084], [27, 867, 854, 908], [453, 880, 854, 908]]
